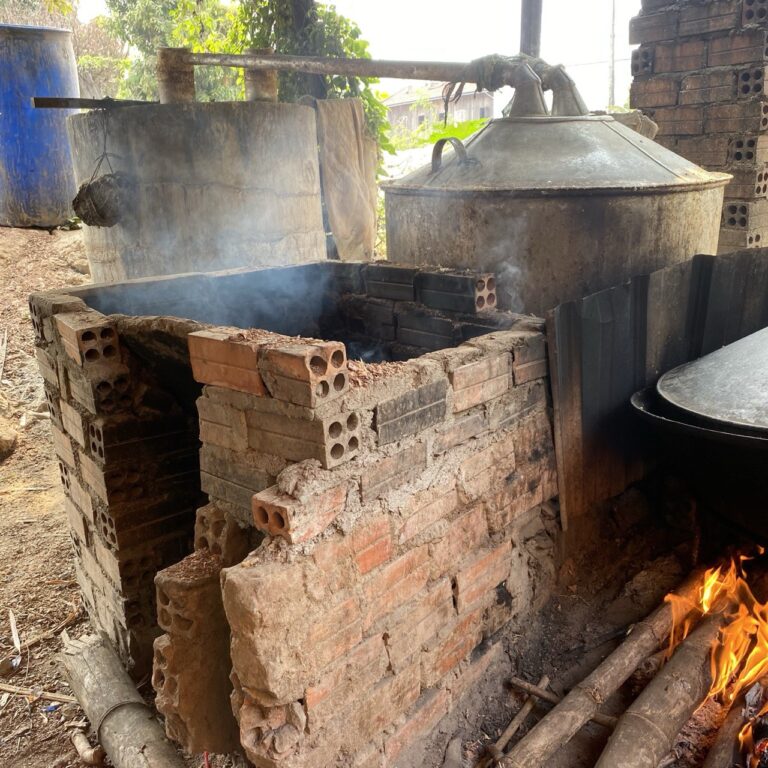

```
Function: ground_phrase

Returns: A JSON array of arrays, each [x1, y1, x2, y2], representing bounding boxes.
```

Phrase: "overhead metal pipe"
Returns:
[[520, 0, 543, 57]]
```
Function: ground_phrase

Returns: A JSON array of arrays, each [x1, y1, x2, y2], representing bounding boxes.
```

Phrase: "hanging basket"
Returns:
[[73, 171, 136, 228]]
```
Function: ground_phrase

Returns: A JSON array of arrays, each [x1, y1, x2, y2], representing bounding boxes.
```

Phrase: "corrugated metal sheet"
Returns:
[[548, 249, 768, 541]]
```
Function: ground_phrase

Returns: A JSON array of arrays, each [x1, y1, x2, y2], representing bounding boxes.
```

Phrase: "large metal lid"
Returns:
[[384, 114, 730, 197], [656, 327, 768, 434]]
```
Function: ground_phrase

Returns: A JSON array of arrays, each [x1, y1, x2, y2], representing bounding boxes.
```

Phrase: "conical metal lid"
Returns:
[[384, 115, 730, 197]]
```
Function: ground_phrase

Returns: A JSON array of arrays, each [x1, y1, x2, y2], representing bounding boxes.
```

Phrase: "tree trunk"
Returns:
[[61, 634, 186, 768]]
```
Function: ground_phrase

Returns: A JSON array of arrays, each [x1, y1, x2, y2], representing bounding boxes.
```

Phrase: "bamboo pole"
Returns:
[[501, 570, 705, 768], [0, 681, 77, 704]]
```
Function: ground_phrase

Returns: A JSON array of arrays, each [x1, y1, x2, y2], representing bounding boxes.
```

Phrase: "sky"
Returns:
[[77, 0, 639, 112]]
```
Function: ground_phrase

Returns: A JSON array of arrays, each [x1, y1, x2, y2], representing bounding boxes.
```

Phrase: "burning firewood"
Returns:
[[594, 614, 725, 768], [500, 569, 706, 768]]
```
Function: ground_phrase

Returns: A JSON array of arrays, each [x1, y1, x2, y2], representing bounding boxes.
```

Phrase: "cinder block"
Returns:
[[415, 270, 497, 314], [629, 9, 678, 45], [708, 30, 768, 68], [246, 408, 361, 468], [679, 70, 736, 106], [375, 380, 448, 445], [360, 442, 428, 502], [647, 105, 704, 136], [449, 352, 511, 413], [679, 1, 741, 37], [55, 310, 120, 367], [704, 101, 768, 134], [363, 264, 417, 301], [259, 341, 349, 407], [60, 400, 87, 448], [631, 75, 681, 108], [251, 483, 347, 543]]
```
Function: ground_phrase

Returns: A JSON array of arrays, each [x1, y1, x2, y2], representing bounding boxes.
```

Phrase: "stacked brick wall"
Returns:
[[630, 0, 768, 251], [30, 293, 202, 674], [172, 318, 557, 765]]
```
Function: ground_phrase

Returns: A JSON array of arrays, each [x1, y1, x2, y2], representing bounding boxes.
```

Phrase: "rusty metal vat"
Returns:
[[383, 64, 731, 316]]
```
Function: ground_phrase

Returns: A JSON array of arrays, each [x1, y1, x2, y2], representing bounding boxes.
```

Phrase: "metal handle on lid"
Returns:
[[431, 137, 476, 173]]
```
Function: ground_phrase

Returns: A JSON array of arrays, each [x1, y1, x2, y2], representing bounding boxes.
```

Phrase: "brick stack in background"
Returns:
[[155, 317, 558, 765], [29, 294, 202, 674], [630, 0, 768, 252]]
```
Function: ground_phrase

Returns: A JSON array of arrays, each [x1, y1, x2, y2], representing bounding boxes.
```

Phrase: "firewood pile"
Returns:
[[480, 554, 768, 768]]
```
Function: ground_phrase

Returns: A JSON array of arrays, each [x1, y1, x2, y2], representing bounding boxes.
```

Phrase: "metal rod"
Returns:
[[32, 97, 154, 109], [520, 0, 543, 57], [187, 51, 473, 82]]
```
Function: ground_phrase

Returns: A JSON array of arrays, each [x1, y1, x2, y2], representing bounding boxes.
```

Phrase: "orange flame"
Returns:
[[666, 549, 768, 762]]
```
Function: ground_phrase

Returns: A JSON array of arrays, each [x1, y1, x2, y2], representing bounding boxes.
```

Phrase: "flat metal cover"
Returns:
[[657, 327, 768, 433]]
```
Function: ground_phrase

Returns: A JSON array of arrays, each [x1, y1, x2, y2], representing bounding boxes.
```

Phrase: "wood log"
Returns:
[[594, 614, 723, 768], [60, 634, 186, 768], [702, 692, 747, 768], [501, 571, 704, 768]]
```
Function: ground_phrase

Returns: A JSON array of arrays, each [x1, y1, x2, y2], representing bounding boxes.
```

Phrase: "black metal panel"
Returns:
[[548, 248, 768, 538]]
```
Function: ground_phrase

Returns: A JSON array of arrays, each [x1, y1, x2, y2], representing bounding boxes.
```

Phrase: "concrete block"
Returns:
[[363, 264, 417, 301], [629, 9, 678, 45], [55, 310, 120, 367], [449, 352, 510, 413], [360, 442, 428, 502], [375, 380, 448, 445], [251, 483, 347, 543]]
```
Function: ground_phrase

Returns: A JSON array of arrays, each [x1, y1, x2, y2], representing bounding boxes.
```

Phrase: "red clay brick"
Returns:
[[422, 609, 483, 688], [455, 541, 512, 614], [361, 442, 428, 503], [432, 411, 489, 454], [449, 353, 510, 413], [384, 687, 450, 761], [355, 535, 394, 576], [363, 547, 430, 631], [191, 359, 267, 397], [397, 482, 458, 545], [512, 358, 548, 385], [49, 422, 76, 467], [448, 641, 504, 704], [429, 505, 488, 579], [60, 400, 86, 448]]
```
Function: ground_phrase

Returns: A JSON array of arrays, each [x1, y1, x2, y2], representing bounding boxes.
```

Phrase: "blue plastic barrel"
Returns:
[[0, 24, 79, 227]]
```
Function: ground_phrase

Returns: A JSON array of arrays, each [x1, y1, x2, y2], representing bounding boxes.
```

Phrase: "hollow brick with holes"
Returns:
[[194, 503, 252, 566], [251, 483, 347, 544], [54, 310, 121, 366]]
